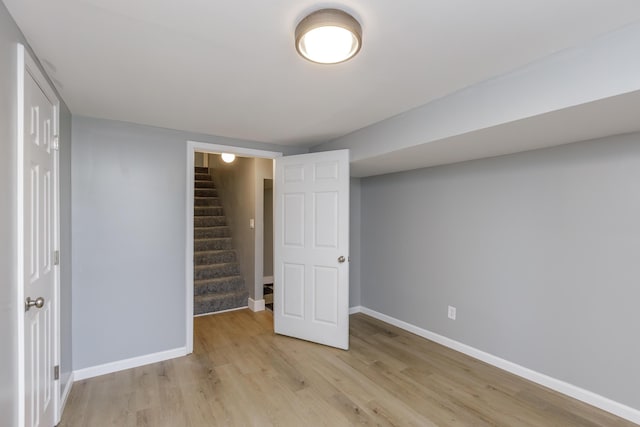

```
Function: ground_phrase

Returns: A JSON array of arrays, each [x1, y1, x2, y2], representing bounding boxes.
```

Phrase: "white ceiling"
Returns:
[[6, 0, 640, 150]]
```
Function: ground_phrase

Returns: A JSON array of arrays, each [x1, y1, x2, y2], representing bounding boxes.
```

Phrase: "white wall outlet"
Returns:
[[249, 218, 255, 229], [448, 305, 457, 320]]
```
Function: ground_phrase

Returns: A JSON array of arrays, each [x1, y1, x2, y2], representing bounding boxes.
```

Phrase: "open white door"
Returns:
[[18, 45, 60, 427], [274, 150, 349, 350]]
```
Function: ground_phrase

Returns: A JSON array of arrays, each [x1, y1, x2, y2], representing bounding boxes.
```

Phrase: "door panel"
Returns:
[[274, 150, 349, 350], [283, 263, 305, 318], [313, 266, 338, 325]]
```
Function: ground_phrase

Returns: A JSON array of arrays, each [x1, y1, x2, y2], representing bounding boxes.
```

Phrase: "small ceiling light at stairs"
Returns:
[[221, 153, 236, 163], [295, 8, 362, 64]]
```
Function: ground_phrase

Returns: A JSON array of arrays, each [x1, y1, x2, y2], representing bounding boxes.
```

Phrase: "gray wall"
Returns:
[[349, 178, 361, 308], [360, 133, 640, 410], [58, 97, 73, 393], [0, 2, 73, 422], [72, 116, 302, 370]]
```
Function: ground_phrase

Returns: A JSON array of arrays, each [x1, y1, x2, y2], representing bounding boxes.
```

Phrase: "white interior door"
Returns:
[[21, 48, 59, 427], [274, 150, 349, 350]]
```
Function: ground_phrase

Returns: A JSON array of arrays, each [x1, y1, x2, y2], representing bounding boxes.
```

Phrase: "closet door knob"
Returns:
[[25, 296, 45, 311]]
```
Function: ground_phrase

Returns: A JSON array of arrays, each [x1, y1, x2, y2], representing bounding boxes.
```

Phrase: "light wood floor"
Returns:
[[60, 310, 635, 426]]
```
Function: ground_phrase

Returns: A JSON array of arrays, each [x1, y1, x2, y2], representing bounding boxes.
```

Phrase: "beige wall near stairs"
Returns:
[[263, 182, 273, 278], [210, 155, 273, 301]]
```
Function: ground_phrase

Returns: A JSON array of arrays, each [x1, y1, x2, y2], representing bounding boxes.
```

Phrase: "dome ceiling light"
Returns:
[[221, 153, 236, 163], [295, 9, 362, 64]]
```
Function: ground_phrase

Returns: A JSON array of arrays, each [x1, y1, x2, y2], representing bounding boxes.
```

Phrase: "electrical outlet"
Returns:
[[448, 305, 457, 320]]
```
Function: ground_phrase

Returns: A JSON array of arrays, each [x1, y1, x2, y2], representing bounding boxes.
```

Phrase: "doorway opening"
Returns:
[[185, 141, 281, 353]]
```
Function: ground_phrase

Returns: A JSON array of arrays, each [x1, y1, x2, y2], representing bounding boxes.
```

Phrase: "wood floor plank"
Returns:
[[59, 310, 637, 427]]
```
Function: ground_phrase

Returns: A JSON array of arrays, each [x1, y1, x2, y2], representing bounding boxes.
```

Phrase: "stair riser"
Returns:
[[195, 264, 240, 281], [195, 198, 222, 207], [194, 167, 209, 174], [194, 291, 249, 315], [194, 227, 231, 238], [195, 173, 212, 181], [194, 207, 224, 216], [195, 189, 218, 197], [194, 216, 226, 227], [194, 251, 237, 265], [195, 181, 216, 189], [194, 238, 233, 251], [194, 277, 245, 295]]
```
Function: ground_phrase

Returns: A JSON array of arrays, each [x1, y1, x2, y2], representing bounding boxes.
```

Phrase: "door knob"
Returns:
[[338, 256, 346, 263], [25, 296, 44, 312]]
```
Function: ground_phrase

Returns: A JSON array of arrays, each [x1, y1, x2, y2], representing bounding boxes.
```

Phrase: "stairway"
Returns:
[[193, 166, 248, 315]]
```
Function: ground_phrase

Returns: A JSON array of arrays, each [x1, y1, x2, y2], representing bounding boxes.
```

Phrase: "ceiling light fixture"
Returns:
[[221, 153, 236, 163], [295, 8, 362, 64]]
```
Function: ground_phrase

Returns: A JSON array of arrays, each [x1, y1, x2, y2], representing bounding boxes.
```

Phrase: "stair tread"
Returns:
[[194, 237, 232, 241], [194, 262, 238, 270], [193, 274, 243, 285], [195, 291, 248, 301], [194, 249, 235, 254]]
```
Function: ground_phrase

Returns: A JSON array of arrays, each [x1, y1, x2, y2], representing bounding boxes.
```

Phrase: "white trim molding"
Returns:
[[249, 298, 266, 312], [348, 306, 363, 315], [185, 141, 282, 354], [355, 306, 640, 424], [194, 306, 249, 317], [73, 347, 187, 381], [58, 372, 74, 420]]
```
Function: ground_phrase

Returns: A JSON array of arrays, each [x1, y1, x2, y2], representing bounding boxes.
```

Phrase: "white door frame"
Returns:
[[185, 141, 281, 353], [16, 44, 62, 426]]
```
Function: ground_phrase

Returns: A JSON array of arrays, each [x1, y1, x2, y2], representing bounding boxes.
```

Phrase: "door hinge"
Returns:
[[53, 250, 60, 266], [54, 365, 60, 380], [52, 137, 59, 151]]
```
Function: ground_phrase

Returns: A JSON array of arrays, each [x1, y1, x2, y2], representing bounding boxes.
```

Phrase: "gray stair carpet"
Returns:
[[193, 166, 248, 315]]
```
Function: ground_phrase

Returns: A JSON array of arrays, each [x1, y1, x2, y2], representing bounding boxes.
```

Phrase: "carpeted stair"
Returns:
[[194, 166, 248, 315]]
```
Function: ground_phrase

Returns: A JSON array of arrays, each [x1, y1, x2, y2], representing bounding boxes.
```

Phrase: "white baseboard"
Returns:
[[263, 276, 274, 284], [357, 306, 640, 425], [73, 347, 187, 381], [194, 305, 248, 317], [57, 372, 74, 424], [60, 371, 74, 407], [249, 298, 265, 312]]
